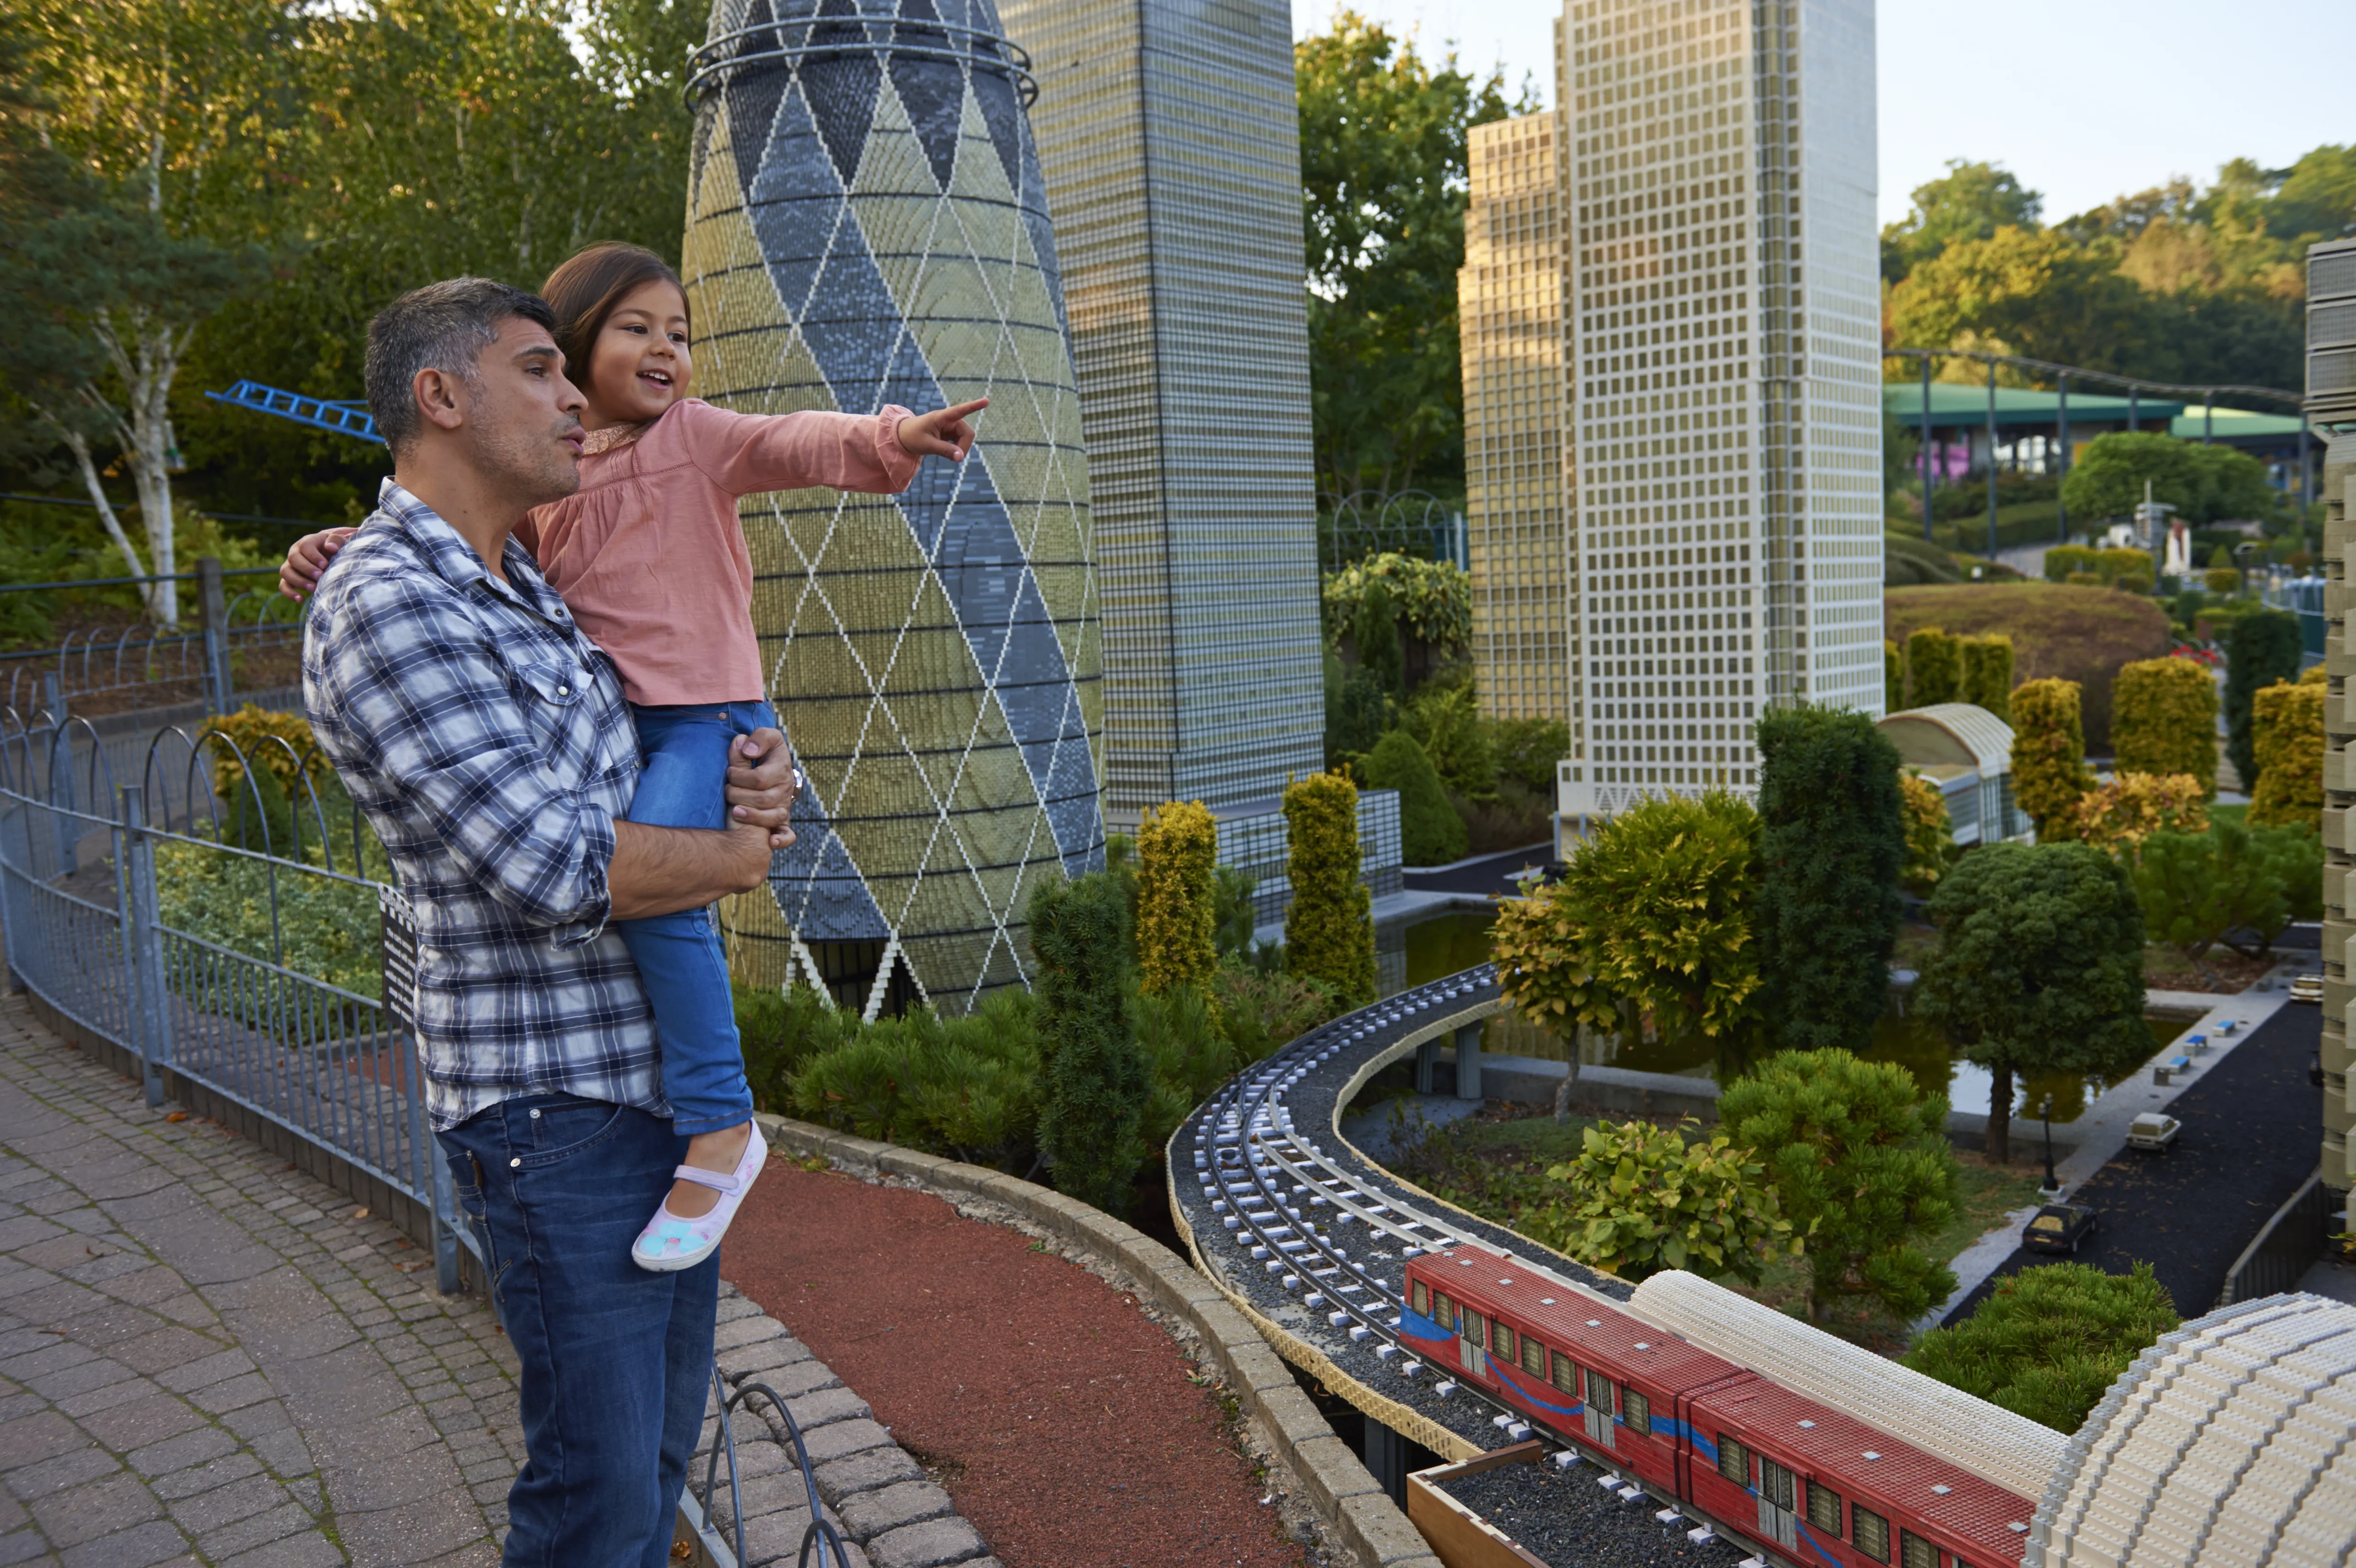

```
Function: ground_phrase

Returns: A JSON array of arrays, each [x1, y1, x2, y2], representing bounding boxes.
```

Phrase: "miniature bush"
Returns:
[[2009, 678, 2097, 839], [2249, 675, 2325, 829], [1398, 678, 1499, 801], [1212, 865, 1260, 959], [1321, 552, 1472, 654], [1494, 717, 1571, 795], [1135, 799, 1219, 994], [1493, 790, 1762, 1058], [1756, 707, 1907, 1056], [1884, 639, 1904, 712], [2204, 566, 2241, 595], [202, 702, 333, 801], [1522, 1119, 1793, 1286], [2135, 818, 2320, 962], [736, 981, 858, 1112], [2111, 656, 2219, 797], [1352, 577, 1405, 697], [1898, 774, 1954, 896], [2071, 772, 2209, 855], [790, 991, 1043, 1171], [1916, 843, 2146, 1165], [1361, 730, 1466, 867], [2095, 547, 2155, 585], [1323, 650, 1389, 770], [2041, 544, 2099, 583], [1029, 871, 1148, 1214], [1905, 1262, 2179, 1433], [2223, 610, 2303, 789], [1959, 632, 2014, 721], [1283, 772, 1376, 1004], [1886, 584, 2171, 750], [1717, 1049, 1959, 1325], [1905, 626, 1962, 706]]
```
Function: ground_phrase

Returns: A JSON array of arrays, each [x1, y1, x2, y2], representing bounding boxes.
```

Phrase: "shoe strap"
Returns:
[[672, 1165, 742, 1195]]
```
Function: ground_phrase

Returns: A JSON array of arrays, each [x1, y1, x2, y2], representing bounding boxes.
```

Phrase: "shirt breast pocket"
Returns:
[[515, 660, 590, 746]]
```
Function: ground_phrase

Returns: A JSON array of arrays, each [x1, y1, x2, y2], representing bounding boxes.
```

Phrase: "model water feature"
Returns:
[[1382, 908, 2187, 1124]]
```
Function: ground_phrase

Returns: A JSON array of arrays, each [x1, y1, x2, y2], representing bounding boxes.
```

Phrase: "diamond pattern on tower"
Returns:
[[688, 0, 1100, 1017]]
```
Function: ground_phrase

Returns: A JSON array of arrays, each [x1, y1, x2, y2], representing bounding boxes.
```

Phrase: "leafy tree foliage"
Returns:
[[1891, 224, 2155, 378], [1135, 801, 1218, 995], [1881, 159, 2043, 283], [1916, 843, 2146, 1165], [1320, 553, 1472, 653], [1323, 652, 1389, 770], [1897, 774, 1954, 897], [1352, 577, 1405, 697], [1905, 1262, 2179, 1434], [1756, 708, 1906, 1056], [1492, 791, 1762, 1056], [1296, 13, 1527, 500], [2136, 819, 2321, 962], [2062, 432, 2280, 528], [1524, 1119, 1794, 1286], [2009, 679, 2097, 838], [2224, 610, 2305, 790], [1717, 1050, 1959, 1324], [1283, 773, 1376, 1004], [1361, 730, 1466, 867], [2070, 773, 2208, 855], [1030, 872, 1148, 1215]]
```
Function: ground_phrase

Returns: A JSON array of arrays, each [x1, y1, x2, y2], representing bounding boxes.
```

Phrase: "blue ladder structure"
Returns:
[[205, 380, 384, 446]]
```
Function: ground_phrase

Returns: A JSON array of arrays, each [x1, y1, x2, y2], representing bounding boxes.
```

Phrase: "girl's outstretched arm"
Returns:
[[688, 397, 984, 499]]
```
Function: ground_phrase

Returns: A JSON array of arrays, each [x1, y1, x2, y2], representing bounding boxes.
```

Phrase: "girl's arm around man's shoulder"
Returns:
[[677, 395, 986, 499]]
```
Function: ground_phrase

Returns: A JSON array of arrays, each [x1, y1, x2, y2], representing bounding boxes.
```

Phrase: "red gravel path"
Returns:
[[726, 1164, 1313, 1568]]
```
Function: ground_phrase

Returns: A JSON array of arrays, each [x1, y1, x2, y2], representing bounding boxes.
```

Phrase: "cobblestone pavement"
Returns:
[[0, 995, 522, 1567]]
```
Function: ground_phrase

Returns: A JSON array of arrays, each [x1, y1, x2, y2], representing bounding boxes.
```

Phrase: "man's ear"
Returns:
[[412, 366, 468, 436]]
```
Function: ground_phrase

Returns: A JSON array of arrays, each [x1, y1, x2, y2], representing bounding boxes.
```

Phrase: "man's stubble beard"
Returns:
[[469, 408, 583, 518]]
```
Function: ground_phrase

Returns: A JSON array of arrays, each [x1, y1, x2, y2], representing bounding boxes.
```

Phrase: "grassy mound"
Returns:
[[1886, 584, 2171, 751]]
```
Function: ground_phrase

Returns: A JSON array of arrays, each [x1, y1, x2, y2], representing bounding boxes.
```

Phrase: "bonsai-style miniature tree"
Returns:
[[1716, 1048, 1958, 1325], [1360, 729, 1465, 866], [2223, 610, 2303, 791], [1135, 800, 1219, 994], [2009, 678, 2097, 838], [1030, 871, 1147, 1215], [1282, 772, 1376, 1005], [2248, 671, 2326, 829], [1914, 842, 2146, 1165], [1905, 1262, 2179, 1433], [1905, 626, 1962, 706], [2111, 656, 2218, 798], [1756, 707, 1907, 1056]]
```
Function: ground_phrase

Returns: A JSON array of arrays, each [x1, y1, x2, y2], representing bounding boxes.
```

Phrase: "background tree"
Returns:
[[1881, 159, 2043, 283], [1890, 224, 2155, 379], [1523, 1119, 1793, 1287], [1360, 730, 1465, 866], [2062, 432, 2280, 528], [1296, 13, 1527, 501], [1904, 1262, 2179, 1434], [1283, 773, 1376, 1004], [1717, 1050, 1959, 1325], [1916, 843, 2146, 1165], [1029, 871, 1146, 1215], [2111, 657, 2220, 797], [1756, 708, 1906, 1056], [2009, 681, 2097, 841], [1135, 801, 1218, 995], [2224, 611, 2305, 791], [2136, 818, 2318, 965], [2249, 672, 2326, 829]]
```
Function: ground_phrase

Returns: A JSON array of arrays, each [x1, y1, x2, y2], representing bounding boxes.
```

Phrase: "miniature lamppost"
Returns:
[[2039, 1095, 2061, 1202]]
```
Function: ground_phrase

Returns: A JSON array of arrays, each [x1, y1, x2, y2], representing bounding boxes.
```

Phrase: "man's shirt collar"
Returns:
[[371, 478, 568, 625]]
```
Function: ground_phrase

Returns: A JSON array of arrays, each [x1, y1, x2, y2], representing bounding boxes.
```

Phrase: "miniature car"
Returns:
[[2024, 1204, 2098, 1255], [2126, 1113, 2181, 1153], [2292, 974, 2324, 1004]]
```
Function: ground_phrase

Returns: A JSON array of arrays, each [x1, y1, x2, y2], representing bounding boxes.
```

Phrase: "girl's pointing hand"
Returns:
[[895, 398, 988, 461]]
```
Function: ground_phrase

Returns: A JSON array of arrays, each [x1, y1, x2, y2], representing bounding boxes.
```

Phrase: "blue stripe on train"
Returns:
[[1488, 1359, 1584, 1419]]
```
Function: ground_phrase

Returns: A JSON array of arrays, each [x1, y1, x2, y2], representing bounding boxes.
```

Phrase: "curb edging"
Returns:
[[751, 1112, 1443, 1568]]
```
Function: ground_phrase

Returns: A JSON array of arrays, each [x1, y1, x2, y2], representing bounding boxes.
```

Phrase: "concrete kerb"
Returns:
[[750, 1111, 1440, 1568]]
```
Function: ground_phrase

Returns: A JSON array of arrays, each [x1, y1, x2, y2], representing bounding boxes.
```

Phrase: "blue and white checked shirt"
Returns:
[[303, 479, 660, 1131]]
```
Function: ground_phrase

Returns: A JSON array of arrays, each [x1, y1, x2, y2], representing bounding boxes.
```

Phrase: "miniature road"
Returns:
[[1943, 999, 2323, 1323], [0, 993, 521, 1568], [723, 1163, 1313, 1568]]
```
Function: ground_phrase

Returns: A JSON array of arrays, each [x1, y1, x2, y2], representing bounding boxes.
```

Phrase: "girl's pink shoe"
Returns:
[[631, 1122, 768, 1273]]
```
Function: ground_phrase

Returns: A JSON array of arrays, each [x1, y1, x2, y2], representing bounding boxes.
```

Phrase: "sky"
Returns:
[[1290, 0, 2356, 227]]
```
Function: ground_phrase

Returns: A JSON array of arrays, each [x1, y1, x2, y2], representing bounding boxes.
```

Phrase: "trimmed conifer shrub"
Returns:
[[1906, 626, 1961, 706], [1960, 632, 2015, 721], [1029, 871, 1147, 1215], [2010, 678, 2096, 838], [1884, 639, 1904, 712], [2111, 656, 2218, 797], [1361, 730, 1466, 867], [2225, 609, 2305, 793], [2249, 675, 2326, 830], [1136, 800, 1219, 994], [1283, 772, 1375, 1005], [1756, 707, 1906, 1056]]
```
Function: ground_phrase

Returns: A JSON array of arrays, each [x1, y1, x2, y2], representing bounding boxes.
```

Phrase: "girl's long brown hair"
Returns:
[[539, 243, 688, 383]]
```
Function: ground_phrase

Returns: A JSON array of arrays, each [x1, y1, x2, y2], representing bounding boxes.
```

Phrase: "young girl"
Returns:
[[283, 243, 983, 1272]]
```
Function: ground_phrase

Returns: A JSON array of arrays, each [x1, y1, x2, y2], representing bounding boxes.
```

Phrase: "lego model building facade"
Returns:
[[996, 0, 1326, 818], [1461, 0, 1884, 849], [683, 0, 1104, 1016], [2310, 238, 2356, 1207]]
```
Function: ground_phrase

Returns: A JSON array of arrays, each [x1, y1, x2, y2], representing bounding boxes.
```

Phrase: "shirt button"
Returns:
[[557, 685, 570, 697]]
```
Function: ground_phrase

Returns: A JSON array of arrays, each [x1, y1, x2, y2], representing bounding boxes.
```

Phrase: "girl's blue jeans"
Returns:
[[618, 699, 775, 1136]]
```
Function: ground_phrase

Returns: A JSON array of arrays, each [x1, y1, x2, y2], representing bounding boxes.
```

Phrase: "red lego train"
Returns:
[[1399, 1244, 2036, 1568]]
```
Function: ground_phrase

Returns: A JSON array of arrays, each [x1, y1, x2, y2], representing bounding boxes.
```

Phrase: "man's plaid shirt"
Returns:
[[303, 480, 660, 1131]]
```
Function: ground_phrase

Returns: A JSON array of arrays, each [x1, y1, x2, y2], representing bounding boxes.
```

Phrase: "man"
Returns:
[[301, 277, 793, 1565]]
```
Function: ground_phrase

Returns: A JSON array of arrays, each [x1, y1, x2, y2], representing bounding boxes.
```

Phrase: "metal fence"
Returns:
[[2218, 1169, 2332, 1308], [1317, 490, 1467, 575], [0, 558, 298, 716], [0, 707, 467, 1291]]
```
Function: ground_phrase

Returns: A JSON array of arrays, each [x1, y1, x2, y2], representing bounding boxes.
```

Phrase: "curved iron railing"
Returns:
[[698, 1366, 856, 1568]]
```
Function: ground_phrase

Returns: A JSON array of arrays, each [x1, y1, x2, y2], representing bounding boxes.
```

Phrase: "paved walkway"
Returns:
[[0, 994, 521, 1568]]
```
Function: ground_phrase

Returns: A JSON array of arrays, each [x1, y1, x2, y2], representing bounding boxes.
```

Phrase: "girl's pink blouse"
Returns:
[[520, 398, 917, 707]]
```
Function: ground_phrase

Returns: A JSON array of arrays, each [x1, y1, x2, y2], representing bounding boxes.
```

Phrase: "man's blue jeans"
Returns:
[[618, 699, 775, 1136], [439, 1095, 718, 1567]]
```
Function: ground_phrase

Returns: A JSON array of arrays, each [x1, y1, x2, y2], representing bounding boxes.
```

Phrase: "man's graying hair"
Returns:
[[363, 278, 559, 455]]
